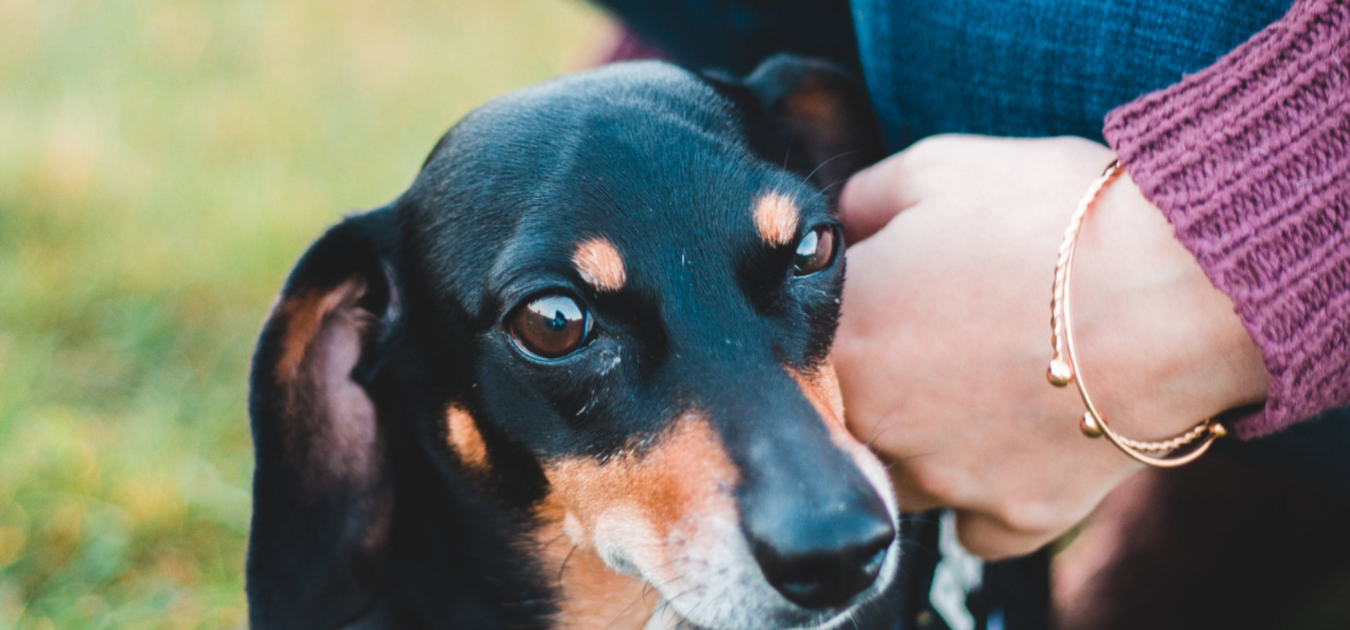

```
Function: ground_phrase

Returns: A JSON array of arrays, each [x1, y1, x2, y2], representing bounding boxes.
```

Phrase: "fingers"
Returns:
[[890, 462, 1063, 559], [893, 468, 1060, 559], [838, 153, 923, 244], [835, 133, 1121, 562], [889, 461, 966, 515], [893, 470, 1060, 559], [893, 491, 942, 515], [839, 134, 981, 244], [954, 510, 1058, 561]]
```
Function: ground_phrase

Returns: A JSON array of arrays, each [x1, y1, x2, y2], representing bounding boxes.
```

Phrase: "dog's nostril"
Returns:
[[752, 515, 895, 610], [859, 544, 888, 582]]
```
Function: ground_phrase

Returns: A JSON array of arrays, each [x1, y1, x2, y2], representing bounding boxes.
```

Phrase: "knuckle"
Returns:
[[989, 500, 1061, 535], [954, 512, 1049, 561], [904, 466, 959, 503]]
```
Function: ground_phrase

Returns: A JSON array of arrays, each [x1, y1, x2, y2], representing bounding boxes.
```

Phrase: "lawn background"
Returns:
[[0, 1, 605, 627]]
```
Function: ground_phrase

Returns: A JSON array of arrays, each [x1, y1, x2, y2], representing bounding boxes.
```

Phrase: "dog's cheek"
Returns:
[[534, 495, 655, 630], [540, 414, 741, 582], [530, 417, 740, 630], [591, 506, 661, 575]]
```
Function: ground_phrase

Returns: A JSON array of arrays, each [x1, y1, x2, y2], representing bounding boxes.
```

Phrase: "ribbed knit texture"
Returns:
[[1104, 0, 1350, 439]]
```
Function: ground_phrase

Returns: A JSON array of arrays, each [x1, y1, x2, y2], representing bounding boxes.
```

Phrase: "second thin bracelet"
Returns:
[[1045, 160, 1226, 468]]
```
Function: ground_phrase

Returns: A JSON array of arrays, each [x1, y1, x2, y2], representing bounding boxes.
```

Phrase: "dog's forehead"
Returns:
[[403, 62, 828, 310], [469, 182, 820, 317], [433, 62, 744, 166]]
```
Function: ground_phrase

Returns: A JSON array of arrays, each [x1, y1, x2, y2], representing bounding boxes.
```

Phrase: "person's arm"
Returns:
[[1104, 0, 1350, 438]]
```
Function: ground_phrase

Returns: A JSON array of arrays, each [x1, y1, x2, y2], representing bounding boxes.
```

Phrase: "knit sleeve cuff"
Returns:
[[1102, 0, 1350, 439]]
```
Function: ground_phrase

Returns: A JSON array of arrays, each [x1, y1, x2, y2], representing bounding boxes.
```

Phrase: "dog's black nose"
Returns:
[[750, 507, 895, 609]]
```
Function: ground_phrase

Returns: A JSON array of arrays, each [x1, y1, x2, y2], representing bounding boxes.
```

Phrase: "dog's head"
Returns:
[[247, 56, 894, 630]]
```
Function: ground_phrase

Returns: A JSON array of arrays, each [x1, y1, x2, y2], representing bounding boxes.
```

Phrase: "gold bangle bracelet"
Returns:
[[1045, 160, 1226, 468]]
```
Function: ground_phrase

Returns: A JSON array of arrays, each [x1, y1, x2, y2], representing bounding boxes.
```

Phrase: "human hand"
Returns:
[[833, 135, 1269, 559]]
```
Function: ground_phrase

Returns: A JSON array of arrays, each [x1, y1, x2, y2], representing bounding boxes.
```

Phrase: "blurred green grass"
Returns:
[[0, 0, 603, 627]]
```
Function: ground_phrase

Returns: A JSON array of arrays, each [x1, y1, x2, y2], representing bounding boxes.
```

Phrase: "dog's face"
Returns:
[[247, 58, 894, 630]]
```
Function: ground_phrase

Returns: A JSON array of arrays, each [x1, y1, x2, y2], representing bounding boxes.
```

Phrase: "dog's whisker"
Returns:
[[895, 450, 939, 462], [542, 530, 570, 549], [817, 177, 848, 196], [557, 543, 579, 583], [804, 149, 859, 183]]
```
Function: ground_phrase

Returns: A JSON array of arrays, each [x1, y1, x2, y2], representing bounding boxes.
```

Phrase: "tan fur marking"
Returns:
[[791, 363, 845, 424], [445, 404, 490, 475], [790, 362, 863, 452], [537, 415, 738, 627], [753, 193, 800, 246], [544, 415, 736, 538], [572, 237, 627, 292], [274, 277, 366, 382], [534, 494, 656, 630]]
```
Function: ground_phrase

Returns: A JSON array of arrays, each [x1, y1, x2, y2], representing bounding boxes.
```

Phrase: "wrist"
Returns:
[[1069, 165, 1269, 440]]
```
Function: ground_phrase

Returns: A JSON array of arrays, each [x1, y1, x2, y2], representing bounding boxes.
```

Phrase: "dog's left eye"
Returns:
[[508, 294, 593, 359], [793, 226, 839, 277]]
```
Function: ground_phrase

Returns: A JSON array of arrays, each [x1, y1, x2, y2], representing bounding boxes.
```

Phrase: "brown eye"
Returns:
[[508, 294, 592, 359], [793, 226, 838, 276]]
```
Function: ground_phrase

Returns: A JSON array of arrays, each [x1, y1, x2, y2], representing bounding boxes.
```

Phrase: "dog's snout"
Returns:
[[748, 492, 895, 609]]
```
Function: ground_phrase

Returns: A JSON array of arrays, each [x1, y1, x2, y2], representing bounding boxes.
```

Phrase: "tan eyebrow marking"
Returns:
[[753, 192, 800, 246], [572, 237, 627, 292]]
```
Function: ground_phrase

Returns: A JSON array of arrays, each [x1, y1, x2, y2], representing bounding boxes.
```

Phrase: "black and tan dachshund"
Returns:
[[246, 55, 900, 630]]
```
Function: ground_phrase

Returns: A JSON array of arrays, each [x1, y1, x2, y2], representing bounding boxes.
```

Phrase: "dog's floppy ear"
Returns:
[[246, 207, 400, 630], [717, 53, 885, 195]]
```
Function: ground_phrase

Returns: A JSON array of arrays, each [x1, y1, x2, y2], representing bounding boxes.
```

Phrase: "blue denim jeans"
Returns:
[[590, 0, 1350, 495]]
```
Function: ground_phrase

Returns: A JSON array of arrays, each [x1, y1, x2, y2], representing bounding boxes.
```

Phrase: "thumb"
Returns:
[[838, 157, 918, 244]]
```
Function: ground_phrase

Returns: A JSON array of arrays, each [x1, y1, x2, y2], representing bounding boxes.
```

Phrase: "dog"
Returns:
[[246, 54, 898, 630]]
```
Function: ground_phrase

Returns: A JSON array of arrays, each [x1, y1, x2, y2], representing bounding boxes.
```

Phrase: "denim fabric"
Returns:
[[851, 0, 1293, 150]]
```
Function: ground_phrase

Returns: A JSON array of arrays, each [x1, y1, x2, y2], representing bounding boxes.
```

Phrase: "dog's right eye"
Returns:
[[508, 294, 592, 359], [793, 225, 839, 277]]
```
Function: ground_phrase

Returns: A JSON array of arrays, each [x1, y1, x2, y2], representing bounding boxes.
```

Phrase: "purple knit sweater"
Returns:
[[1103, 0, 1350, 439]]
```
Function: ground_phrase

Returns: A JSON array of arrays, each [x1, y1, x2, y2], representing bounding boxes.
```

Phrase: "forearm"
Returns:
[[1103, 0, 1350, 438]]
